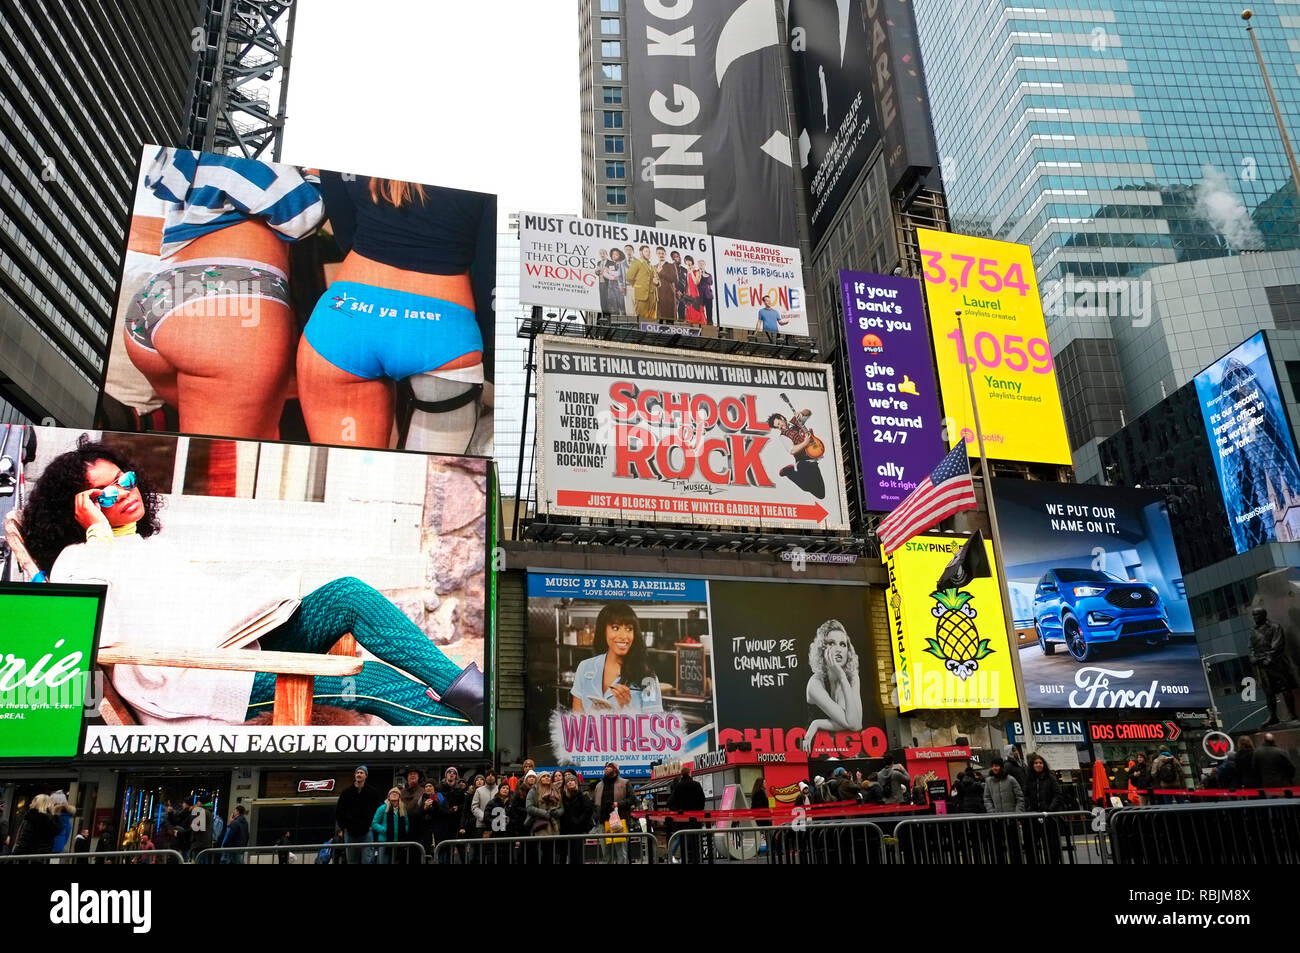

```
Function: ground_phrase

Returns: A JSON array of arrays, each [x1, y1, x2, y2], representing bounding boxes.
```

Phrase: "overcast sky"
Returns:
[[281, 0, 582, 228]]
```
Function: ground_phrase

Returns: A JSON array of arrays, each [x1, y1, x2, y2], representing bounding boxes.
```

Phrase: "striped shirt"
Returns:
[[145, 148, 325, 257]]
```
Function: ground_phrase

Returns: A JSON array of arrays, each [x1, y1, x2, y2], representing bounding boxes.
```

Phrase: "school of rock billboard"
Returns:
[[98, 145, 496, 453], [524, 572, 882, 776], [992, 481, 1209, 711], [6, 426, 490, 758], [519, 213, 808, 336], [535, 337, 849, 531]]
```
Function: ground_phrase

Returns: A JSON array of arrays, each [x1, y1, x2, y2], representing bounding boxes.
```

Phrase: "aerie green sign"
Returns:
[[0, 586, 102, 759]]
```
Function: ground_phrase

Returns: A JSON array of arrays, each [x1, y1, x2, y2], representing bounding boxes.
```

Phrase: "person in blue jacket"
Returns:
[[371, 787, 410, 864]]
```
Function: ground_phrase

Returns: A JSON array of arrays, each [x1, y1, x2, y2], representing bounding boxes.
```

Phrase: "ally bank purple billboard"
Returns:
[[840, 271, 945, 511]]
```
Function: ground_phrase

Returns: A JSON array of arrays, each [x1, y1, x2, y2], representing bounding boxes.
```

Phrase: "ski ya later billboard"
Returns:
[[535, 337, 849, 531], [993, 481, 1208, 711]]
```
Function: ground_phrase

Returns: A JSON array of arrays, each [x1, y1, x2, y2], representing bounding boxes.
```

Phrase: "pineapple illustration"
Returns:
[[925, 588, 994, 680]]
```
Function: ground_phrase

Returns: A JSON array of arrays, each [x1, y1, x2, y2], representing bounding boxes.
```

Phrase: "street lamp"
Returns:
[[1241, 9, 1300, 193]]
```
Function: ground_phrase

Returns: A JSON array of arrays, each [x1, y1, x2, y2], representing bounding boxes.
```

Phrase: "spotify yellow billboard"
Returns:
[[885, 534, 1018, 713], [917, 229, 1071, 466]]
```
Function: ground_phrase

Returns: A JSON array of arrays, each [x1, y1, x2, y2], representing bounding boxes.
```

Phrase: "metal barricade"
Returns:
[[664, 819, 887, 864], [1108, 799, 1300, 864], [893, 811, 1107, 865], [193, 840, 429, 865], [434, 832, 656, 865], [0, 849, 186, 865]]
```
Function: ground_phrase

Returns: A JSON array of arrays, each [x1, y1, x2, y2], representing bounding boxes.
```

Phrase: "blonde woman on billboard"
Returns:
[[801, 619, 863, 754], [122, 148, 325, 440], [296, 173, 493, 452], [17, 437, 485, 728]]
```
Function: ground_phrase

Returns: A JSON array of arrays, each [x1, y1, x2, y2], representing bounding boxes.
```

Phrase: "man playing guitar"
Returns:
[[767, 401, 827, 500]]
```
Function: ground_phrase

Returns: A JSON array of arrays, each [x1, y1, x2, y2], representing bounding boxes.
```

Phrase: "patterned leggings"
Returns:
[[245, 576, 465, 725]]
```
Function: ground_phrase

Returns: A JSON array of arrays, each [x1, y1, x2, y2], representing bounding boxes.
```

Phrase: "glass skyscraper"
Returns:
[[913, 0, 1300, 478]]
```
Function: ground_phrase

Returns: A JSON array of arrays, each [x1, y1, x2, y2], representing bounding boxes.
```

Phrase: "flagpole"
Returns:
[[956, 311, 1038, 757]]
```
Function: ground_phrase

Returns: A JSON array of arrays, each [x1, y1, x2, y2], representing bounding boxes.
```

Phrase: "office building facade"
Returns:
[[578, 0, 630, 227], [0, 0, 201, 426], [913, 0, 1300, 480]]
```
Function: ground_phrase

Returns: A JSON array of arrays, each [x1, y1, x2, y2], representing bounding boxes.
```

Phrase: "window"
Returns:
[[605, 160, 626, 179], [603, 111, 623, 128], [600, 18, 620, 34], [601, 41, 621, 57], [601, 63, 623, 81], [606, 187, 627, 205], [600, 0, 619, 10], [603, 86, 623, 104], [604, 136, 624, 153], [606, 212, 628, 223]]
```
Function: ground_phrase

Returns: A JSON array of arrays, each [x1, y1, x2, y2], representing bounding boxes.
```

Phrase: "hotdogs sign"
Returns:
[[536, 337, 849, 531]]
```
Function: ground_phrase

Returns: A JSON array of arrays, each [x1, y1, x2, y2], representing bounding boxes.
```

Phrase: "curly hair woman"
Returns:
[[18, 436, 482, 727], [801, 619, 863, 753], [569, 602, 662, 713]]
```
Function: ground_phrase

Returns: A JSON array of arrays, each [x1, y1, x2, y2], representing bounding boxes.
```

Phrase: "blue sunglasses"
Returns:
[[96, 471, 137, 508]]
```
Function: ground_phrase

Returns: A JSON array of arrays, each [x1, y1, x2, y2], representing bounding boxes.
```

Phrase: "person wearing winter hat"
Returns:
[[336, 765, 382, 863]]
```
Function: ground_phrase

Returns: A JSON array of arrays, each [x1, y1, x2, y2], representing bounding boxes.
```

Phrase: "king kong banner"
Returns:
[[5, 427, 490, 758], [708, 579, 885, 762], [787, 0, 881, 245], [992, 481, 1209, 711], [525, 573, 714, 777], [626, 0, 800, 246], [97, 145, 496, 456], [535, 337, 850, 531]]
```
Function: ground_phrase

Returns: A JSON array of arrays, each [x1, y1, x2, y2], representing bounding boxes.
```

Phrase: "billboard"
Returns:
[[524, 573, 713, 777], [0, 585, 103, 760], [1193, 332, 1300, 553], [535, 337, 849, 531], [626, 0, 799, 246], [98, 145, 496, 453], [524, 573, 883, 773], [860, 0, 939, 195], [709, 579, 885, 761], [993, 481, 1208, 711], [917, 228, 1071, 466], [840, 270, 945, 511], [885, 534, 1018, 713], [787, 0, 881, 244], [8, 427, 489, 757], [518, 213, 807, 335]]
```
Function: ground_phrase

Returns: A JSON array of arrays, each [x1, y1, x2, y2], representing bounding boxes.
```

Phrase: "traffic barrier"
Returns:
[[892, 811, 1107, 865], [1108, 800, 1300, 864], [0, 849, 185, 865], [433, 831, 657, 865], [193, 840, 429, 865], [664, 818, 888, 865]]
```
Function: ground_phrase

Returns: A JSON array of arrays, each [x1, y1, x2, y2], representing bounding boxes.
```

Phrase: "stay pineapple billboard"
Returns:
[[885, 534, 1018, 713]]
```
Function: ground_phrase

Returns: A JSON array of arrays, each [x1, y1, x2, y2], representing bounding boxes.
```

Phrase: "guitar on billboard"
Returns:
[[781, 393, 825, 459]]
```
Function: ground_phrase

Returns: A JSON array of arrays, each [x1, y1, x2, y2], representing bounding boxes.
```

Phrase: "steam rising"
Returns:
[[1195, 164, 1264, 252]]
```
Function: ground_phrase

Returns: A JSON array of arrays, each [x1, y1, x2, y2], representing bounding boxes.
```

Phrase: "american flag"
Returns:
[[877, 444, 978, 555]]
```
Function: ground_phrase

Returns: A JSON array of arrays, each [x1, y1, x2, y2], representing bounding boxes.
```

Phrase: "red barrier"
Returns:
[[1103, 786, 1300, 799], [634, 801, 926, 823]]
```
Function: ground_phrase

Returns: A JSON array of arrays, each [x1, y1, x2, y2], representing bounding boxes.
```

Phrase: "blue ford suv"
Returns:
[[1032, 568, 1170, 662]]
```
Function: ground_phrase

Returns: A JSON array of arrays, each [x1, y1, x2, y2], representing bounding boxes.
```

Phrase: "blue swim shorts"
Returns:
[[303, 280, 482, 380]]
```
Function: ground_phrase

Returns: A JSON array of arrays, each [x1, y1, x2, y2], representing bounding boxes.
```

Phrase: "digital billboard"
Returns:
[[535, 337, 850, 531], [99, 145, 496, 455], [0, 585, 104, 760], [518, 213, 808, 335], [525, 573, 713, 777], [885, 534, 1018, 713], [787, 0, 881, 245], [917, 228, 1071, 466], [993, 481, 1209, 711], [1193, 332, 1300, 554], [840, 270, 945, 511], [626, 0, 799, 246], [860, 0, 939, 195], [525, 572, 883, 774], [8, 427, 489, 758], [709, 579, 885, 762]]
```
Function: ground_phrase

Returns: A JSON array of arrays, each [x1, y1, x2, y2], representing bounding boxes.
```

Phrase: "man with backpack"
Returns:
[[1150, 749, 1183, 803]]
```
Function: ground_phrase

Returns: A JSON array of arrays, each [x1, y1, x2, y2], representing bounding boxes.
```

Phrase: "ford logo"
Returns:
[[1130, 592, 1141, 600]]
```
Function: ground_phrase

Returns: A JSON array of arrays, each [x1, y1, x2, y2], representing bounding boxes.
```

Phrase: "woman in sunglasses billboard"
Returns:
[[15, 436, 483, 728]]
